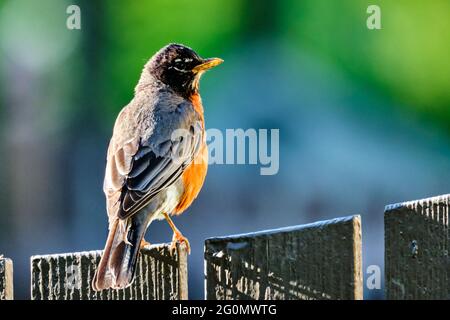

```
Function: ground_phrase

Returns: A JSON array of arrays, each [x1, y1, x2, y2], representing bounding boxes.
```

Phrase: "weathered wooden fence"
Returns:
[[385, 194, 449, 300], [31, 243, 188, 300], [0, 193, 448, 300], [204, 215, 362, 300], [0, 256, 13, 300]]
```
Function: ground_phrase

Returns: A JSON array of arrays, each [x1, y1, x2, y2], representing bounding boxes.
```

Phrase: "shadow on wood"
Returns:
[[204, 215, 363, 300], [30, 243, 188, 300], [385, 194, 449, 300]]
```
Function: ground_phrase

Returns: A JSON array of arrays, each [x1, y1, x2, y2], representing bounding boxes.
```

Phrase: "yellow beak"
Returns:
[[192, 57, 224, 73]]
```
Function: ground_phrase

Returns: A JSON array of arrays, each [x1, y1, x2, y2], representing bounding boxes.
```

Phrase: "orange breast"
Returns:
[[173, 140, 208, 215], [173, 92, 208, 215]]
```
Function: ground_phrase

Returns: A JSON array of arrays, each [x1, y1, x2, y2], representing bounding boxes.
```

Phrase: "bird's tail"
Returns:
[[92, 214, 148, 291]]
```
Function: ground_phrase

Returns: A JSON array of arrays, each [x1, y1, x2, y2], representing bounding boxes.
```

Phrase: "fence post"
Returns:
[[0, 255, 13, 300], [205, 215, 363, 300], [385, 194, 449, 300], [31, 243, 188, 300]]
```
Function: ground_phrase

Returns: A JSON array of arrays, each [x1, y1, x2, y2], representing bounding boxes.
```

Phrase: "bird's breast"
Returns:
[[172, 142, 208, 215]]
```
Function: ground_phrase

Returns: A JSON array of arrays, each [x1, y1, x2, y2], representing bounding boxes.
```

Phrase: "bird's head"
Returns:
[[147, 43, 223, 97]]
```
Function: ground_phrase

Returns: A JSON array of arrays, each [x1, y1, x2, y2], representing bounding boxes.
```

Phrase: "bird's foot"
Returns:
[[170, 231, 191, 255], [140, 239, 151, 249]]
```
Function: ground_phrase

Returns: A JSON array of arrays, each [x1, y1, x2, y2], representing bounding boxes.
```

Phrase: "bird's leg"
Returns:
[[162, 212, 191, 254]]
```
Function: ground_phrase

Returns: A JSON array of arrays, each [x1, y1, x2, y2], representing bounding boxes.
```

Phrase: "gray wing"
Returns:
[[103, 101, 203, 221]]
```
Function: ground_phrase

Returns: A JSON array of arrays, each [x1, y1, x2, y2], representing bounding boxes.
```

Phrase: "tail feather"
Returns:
[[92, 214, 148, 291], [92, 219, 119, 291]]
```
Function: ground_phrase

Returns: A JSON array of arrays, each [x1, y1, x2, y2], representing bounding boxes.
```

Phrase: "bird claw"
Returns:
[[170, 231, 191, 255]]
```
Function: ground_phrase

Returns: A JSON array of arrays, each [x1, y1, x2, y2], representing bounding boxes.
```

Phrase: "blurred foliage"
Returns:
[[0, 0, 449, 134], [0, 0, 81, 134], [281, 0, 450, 132]]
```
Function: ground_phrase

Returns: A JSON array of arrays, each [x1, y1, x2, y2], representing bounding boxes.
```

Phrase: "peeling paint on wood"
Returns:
[[385, 194, 449, 300], [205, 215, 363, 300], [31, 243, 188, 300]]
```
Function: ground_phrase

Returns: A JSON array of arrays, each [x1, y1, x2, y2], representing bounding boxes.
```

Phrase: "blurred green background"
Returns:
[[0, 0, 449, 299]]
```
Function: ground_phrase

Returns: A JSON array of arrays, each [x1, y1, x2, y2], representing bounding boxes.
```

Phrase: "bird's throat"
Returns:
[[189, 92, 204, 120]]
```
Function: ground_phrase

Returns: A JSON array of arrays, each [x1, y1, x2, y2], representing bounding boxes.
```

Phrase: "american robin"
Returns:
[[92, 43, 223, 291]]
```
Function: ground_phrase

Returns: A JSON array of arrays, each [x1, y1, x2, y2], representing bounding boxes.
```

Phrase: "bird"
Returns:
[[92, 43, 223, 291]]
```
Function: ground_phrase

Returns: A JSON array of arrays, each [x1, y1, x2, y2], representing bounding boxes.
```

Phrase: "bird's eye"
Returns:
[[172, 59, 189, 73]]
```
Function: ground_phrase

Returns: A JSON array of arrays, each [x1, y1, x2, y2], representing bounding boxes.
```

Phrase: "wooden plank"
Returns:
[[205, 215, 362, 300], [0, 256, 13, 300], [385, 194, 449, 300], [31, 243, 188, 300]]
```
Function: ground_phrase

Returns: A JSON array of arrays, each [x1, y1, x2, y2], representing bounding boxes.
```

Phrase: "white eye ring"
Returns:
[[174, 58, 182, 62], [173, 66, 189, 73]]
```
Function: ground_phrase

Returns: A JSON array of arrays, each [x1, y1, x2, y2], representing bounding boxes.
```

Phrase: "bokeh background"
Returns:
[[0, 0, 449, 299]]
